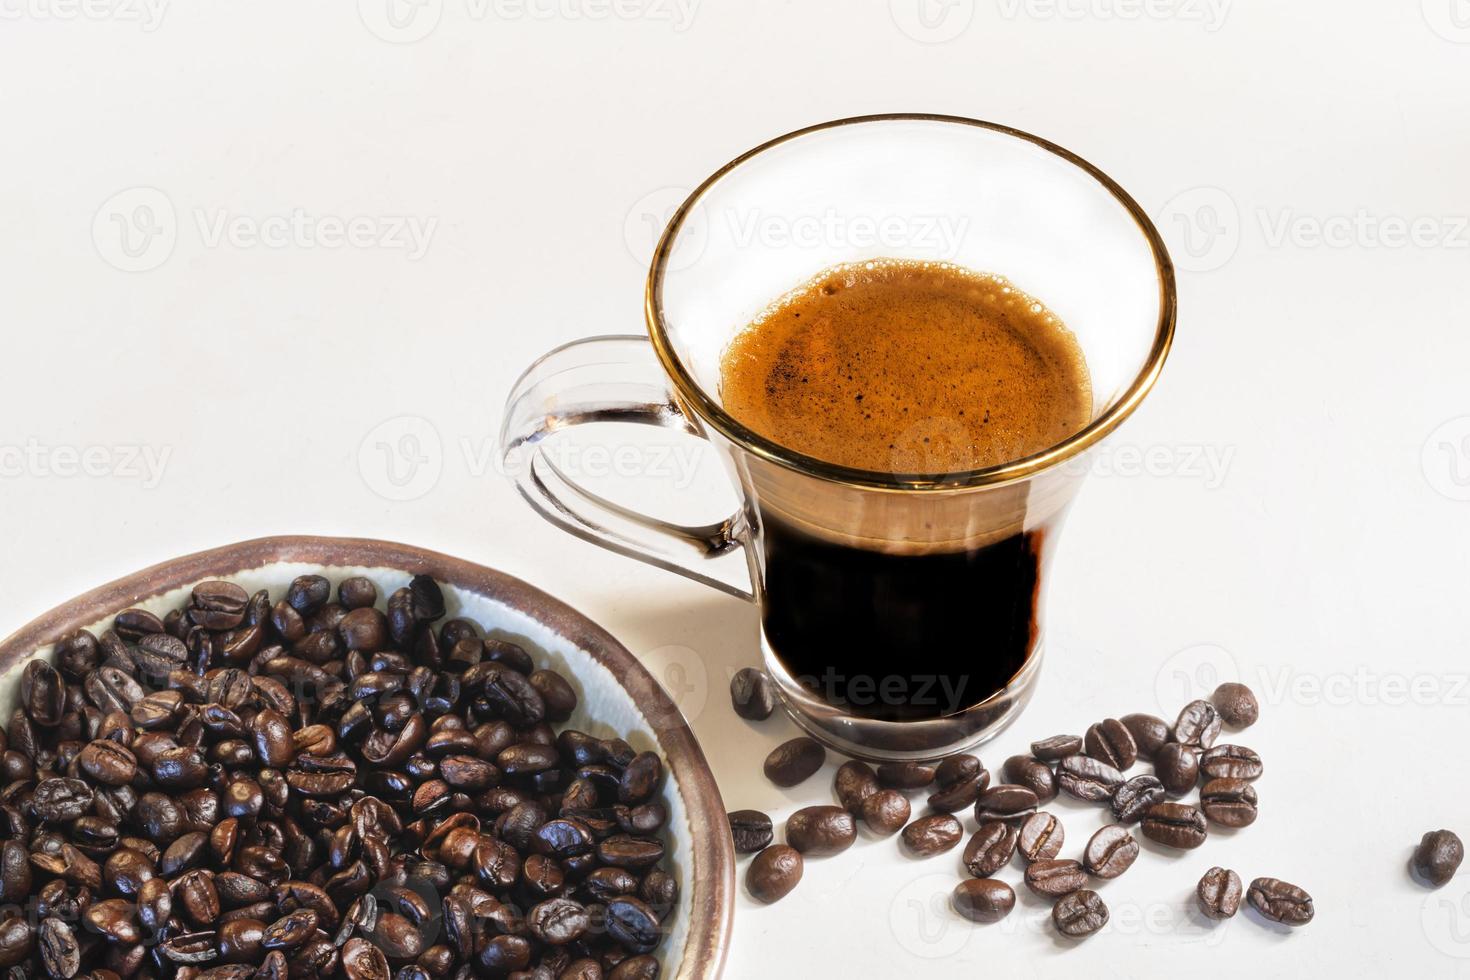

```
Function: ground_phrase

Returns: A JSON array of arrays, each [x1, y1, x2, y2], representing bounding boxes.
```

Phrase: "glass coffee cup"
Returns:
[[501, 114, 1176, 761]]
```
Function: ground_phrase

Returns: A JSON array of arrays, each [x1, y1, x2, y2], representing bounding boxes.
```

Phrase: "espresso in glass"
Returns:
[[720, 259, 1093, 722]]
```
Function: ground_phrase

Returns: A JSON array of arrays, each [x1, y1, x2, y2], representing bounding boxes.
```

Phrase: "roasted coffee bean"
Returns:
[[1246, 877, 1313, 925], [1084, 719, 1137, 770], [608, 957, 659, 980], [0, 841, 31, 904], [1083, 825, 1138, 879], [860, 790, 910, 836], [1111, 774, 1167, 825], [22, 661, 66, 728], [927, 772, 987, 813], [952, 879, 1015, 923], [1140, 802, 1208, 849], [77, 740, 137, 786], [1412, 830, 1465, 887], [934, 754, 982, 787], [833, 760, 880, 814], [1024, 859, 1087, 898], [974, 784, 1038, 823], [597, 836, 665, 870], [341, 938, 390, 980], [1030, 734, 1082, 762], [1200, 744, 1262, 781], [729, 668, 775, 721], [1197, 867, 1243, 919], [1056, 755, 1123, 803], [1153, 742, 1201, 796], [1000, 755, 1055, 804], [528, 671, 577, 723], [901, 814, 963, 857], [786, 806, 857, 856], [963, 821, 1017, 877], [1016, 812, 1065, 863], [875, 762, 936, 790], [1200, 778, 1258, 828], [1211, 682, 1259, 728], [762, 738, 825, 788], [35, 778, 94, 823], [84, 899, 141, 945], [1053, 890, 1108, 938], [1119, 713, 1171, 760], [605, 898, 661, 955], [618, 752, 662, 805], [727, 810, 773, 855], [527, 898, 590, 946], [1173, 699, 1222, 749], [38, 919, 80, 979], [746, 846, 802, 904]]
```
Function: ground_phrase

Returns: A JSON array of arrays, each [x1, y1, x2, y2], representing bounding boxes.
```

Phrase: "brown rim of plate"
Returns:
[[0, 534, 734, 980]]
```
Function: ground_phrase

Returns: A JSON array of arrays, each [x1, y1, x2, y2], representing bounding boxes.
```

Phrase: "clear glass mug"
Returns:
[[501, 115, 1175, 761]]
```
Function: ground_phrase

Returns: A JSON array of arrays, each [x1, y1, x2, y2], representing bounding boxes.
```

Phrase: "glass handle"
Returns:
[[500, 335, 754, 601]]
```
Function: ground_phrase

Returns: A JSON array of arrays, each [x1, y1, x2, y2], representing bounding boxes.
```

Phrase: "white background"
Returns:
[[4, 1, 1470, 976]]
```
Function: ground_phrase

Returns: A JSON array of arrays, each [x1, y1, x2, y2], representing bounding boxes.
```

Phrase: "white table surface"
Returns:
[[4, 1, 1470, 976]]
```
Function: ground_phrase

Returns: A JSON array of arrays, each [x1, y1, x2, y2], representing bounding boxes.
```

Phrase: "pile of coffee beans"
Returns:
[[1, 573, 677, 980], [728, 675, 1316, 939]]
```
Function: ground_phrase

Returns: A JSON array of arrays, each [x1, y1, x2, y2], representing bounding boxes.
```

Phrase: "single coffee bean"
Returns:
[[785, 806, 856, 856], [1001, 755, 1056, 804], [605, 896, 662, 955], [1247, 877, 1314, 925], [1016, 811, 1065, 862], [901, 814, 964, 857], [1056, 755, 1123, 803], [927, 772, 987, 813], [1140, 802, 1208, 849], [952, 879, 1015, 923], [934, 754, 981, 788], [38, 918, 80, 979], [729, 668, 776, 721], [963, 821, 1018, 877], [527, 898, 590, 946], [875, 761, 937, 790], [1200, 743, 1262, 781], [1412, 830, 1465, 887], [1030, 734, 1082, 762], [1053, 889, 1108, 938], [860, 790, 911, 836], [747, 845, 802, 904], [1024, 859, 1087, 898], [1111, 774, 1167, 825], [1200, 777, 1259, 828], [762, 738, 825, 788], [1154, 742, 1201, 796], [77, 739, 137, 786], [1119, 713, 1171, 760], [833, 760, 880, 814], [974, 784, 1038, 823], [1083, 825, 1139, 879], [1084, 719, 1137, 770], [1211, 682, 1259, 728], [1197, 866, 1243, 919], [1173, 699, 1222, 749], [727, 810, 774, 855]]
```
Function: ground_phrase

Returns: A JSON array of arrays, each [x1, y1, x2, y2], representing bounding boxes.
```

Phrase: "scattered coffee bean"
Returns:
[[763, 737, 826, 787], [1197, 866, 1243, 919], [1030, 734, 1082, 762], [747, 845, 802, 903], [1025, 859, 1087, 898], [902, 814, 964, 857], [1200, 777, 1259, 828], [1001, 755, 1057, 804], [1173, 699, 1222, 749], [1083, 825, 1139, 879], [1016, 812, 1065, 862], [728, 810, 774, 854], [1247, 877, 1314, 925], [1140, 802, 1208, 849], [1111, 774, 1167, 825], [834, 760, 880, 814], [953, 879, 1016, 923], [786, 805, 856, 856], [974, 784, 1039, 823], [1084, 718, 1138, 770], [1119, 713, 1171, 760], [875, 761, 937, 790], [1056, 755, 1123, 803], [1154, 742, 1201, 796], [1200, 743, 1263, 781], [1053, 889, 1108, 938], [1211, 682, 1259, 728], [1412, 830, 1464, 887], [934, 754, 982, 787], [730, 667, 776, 721], [860, 790, 911, 836], [928, 772, 987, 813], [963, 821, 1018, 877]]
